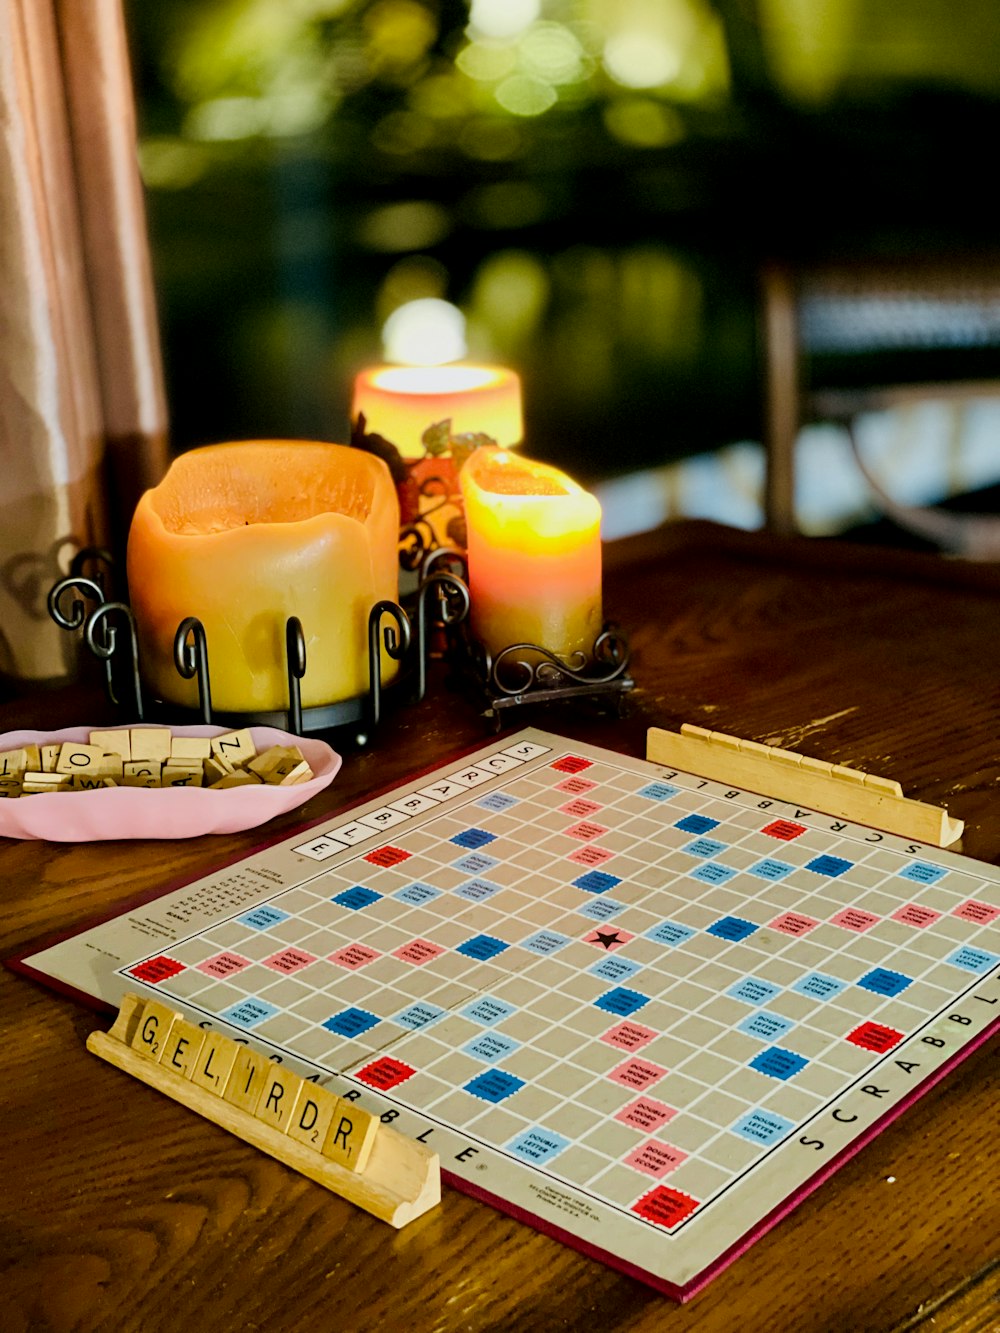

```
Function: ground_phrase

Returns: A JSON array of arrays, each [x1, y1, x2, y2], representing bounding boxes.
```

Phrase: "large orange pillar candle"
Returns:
[[127, 441, 400, 712], [460, 447, 602, 661], [352, 365, 523, 458]]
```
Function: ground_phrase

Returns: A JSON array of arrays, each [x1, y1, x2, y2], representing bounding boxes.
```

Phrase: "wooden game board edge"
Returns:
[[646, 726, 963, 848], [87, 1025, 441, 1228]]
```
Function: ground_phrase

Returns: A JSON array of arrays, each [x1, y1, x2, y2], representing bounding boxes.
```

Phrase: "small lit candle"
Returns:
[[460, 447, 602, 661], [352, 365, 523, 459], [127, 441, 400, 712]]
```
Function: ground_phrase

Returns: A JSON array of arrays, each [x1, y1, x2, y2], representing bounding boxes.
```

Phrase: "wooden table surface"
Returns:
[[2, 521, 998, 1333]]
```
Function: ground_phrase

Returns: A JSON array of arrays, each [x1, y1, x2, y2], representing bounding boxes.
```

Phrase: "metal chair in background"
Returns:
[[760, 255, 1000, 554]]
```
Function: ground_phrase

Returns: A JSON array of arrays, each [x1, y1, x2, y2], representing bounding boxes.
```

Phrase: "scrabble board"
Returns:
[[16, 728, 1000, 1300]]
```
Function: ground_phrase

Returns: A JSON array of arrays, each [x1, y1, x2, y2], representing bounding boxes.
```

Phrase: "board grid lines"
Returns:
[[23, 728, 1000, 1300]]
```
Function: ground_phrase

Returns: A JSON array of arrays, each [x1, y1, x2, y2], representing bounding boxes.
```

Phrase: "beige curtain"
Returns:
[[0, 0, 166, 682]]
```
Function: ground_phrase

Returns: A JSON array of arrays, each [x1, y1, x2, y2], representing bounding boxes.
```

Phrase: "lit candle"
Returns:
[[352, 364, 523, 459], [126, 441, 400, 712], [460, 447, 602, 661]]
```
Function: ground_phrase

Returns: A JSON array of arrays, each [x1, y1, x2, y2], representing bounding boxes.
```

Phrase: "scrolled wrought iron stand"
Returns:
[[47, 541, 632, 741], [45, 547, 470, 745], [434, 552, 634, 732]]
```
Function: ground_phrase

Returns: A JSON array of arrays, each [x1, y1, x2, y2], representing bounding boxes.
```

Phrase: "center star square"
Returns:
[[584, 928, 634, 951]]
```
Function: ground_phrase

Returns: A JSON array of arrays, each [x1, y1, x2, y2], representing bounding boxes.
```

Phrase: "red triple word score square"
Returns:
[[356, 1056, 417, 1091], [847, 1021, 904, 1053], [364, 845, 411, 868], [762, 819, 808, 841], [551, 756, 593, 774], [128, 956, 185, 984], [632, 1185, 699, 1229]]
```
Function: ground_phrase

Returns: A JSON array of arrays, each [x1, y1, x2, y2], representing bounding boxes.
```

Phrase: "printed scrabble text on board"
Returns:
[[19, 729, 1000, 1300]]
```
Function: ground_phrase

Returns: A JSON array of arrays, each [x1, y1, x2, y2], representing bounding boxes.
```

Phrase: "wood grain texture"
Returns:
[[2, 521, 999, 1332]]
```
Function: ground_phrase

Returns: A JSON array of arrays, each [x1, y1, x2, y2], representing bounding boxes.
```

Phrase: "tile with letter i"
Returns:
[[224, 1045, 272, 1113]]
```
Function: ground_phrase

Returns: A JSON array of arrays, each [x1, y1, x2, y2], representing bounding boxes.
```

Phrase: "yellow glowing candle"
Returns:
[[460, 447, 602, 661], [127, 441, 400, 712], [352, 365, 523, 459]]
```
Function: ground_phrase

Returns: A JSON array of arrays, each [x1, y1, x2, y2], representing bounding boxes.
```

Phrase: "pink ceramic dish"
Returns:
[[0, 724, 342, 842]]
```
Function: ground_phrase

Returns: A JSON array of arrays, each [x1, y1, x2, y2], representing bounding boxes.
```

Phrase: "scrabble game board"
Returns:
[[17, 729, 1000, 1300]]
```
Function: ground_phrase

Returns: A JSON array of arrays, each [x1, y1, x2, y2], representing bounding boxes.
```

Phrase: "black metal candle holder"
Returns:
[[433, 552, 634, 731], [46, 546, 470, 745]]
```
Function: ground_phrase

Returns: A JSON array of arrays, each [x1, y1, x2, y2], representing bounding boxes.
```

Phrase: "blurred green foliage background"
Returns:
[[130, 0, 1000, 482]]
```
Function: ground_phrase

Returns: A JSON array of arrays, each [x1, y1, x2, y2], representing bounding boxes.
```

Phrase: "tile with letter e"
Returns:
[[157, 1016, 206, 1079], [322, 1099, 378, 1173]]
